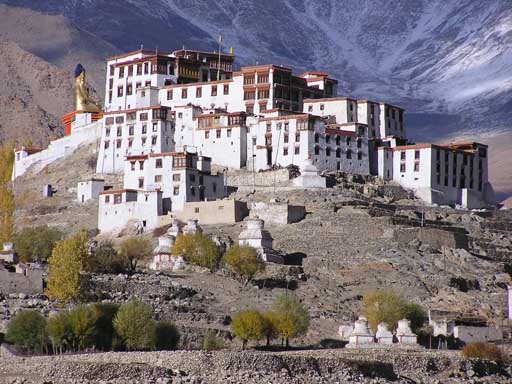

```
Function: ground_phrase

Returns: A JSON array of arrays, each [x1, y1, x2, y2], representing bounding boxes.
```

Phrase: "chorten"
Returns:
[[347, 316, 375, 347]]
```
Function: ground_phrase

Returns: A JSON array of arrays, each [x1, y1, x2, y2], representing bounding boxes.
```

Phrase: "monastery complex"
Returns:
[[11, 47, 496, 234]]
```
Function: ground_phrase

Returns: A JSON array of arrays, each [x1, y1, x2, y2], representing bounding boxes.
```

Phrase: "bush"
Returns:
[[5, 310, 48, 353], [223, 245, 265, 285], [173, 234, 219, 270], [119, 237, 153, 272], [202, 332, 224, 351], [462, 342, 503, 361], [46, 230, 89, 303], [362, 290, 426, 332], [69, 305, 97, 351], [272, 294, 310, 347], [87, 241, 126, 273], [113, 300, 156, 351], [155, 321, 180, 350], [262, 311, 280, 346], [92, 302, 119, 351], [231, 310, 266, 349], [14, 225, 63, 263], [47, 311, 72, 354]]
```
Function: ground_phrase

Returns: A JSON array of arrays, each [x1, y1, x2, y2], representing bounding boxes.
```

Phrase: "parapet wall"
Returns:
[[224, 168, 292, 188], [0, 268, 44, 294]]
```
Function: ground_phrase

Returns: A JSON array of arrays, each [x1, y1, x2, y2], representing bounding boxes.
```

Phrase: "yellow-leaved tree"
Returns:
[[46, 230, 89, 303], [0, 143, 15, 244]]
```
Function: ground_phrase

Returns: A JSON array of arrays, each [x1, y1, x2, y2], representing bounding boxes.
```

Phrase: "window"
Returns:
[[127, 65, 133, 77], [357, 151, 362, 160], [151, 136, 157, 145], [144, 62, 149, 74], [116, 140, 121, 148], [128, 126, 134, 135], [117, 86, 123, 97], [314, 146, 320, 155], [145, 80, 151, 87], [335, 135, 341, 146], [191, 186, 195, 196], [252, 137, 257, 146], [116, 126, 122, 137], [178, 112, 183, 119], [258, 89, 269, 99], [173, 186, 180, 195], [119, 66, 125, 78], [266, 123, 272, 132], [104, 141, 109, 149], [196, 87, 202, 98], [414, 163, 420, 172], [294, 146, 300, 155], [213, 183, 217, 193], [106, 127, 111, 136], [105, 195, 110, 203], [284, 134, 289, 143], [400, 151, 406, 161], [400, 163, 406, 172], [156, 158, 163, 168], [314, 133, 320, 143], [227, 129, 232, 137], [109, 65, 114, 76], [346, 149, 352, 159], [155, 175, 162, 183], [336, 148, 341, 158], [140, 112, 148, 121], [114, 194, 122, 204], [223, 84, 229, 95], [346, 137, 351, 146], [308, 105, 313, 112], [357, 139, 362, 148], [181, 88, 187, 99], [142, 137, 146, 145], [326, 147, 331, 156], [153, 122, 158, 132], [189, 174, 196, 183], [142, 125, 147, 134], [325, 135, 330, 144], [211, 85, 217, 96], [216, 130, 221, 138], [173, 174, 180, 182], [194, 207, 200, 213], [295, 133, 300, 142], [139, 161, 144, 170], [127, 83, 133, 95], [204, 130, 210, 139], [415, 150, 420, 160], [320, 104, 325, 111], [167, 90, 173, 100], [130, 162, 135, 171]]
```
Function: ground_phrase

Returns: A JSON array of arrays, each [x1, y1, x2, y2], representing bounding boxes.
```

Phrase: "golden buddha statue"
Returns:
[[75, 64, 101, 113]]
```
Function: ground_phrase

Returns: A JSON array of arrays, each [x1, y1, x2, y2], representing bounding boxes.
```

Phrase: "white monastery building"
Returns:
[[12, 45, 496, 224]]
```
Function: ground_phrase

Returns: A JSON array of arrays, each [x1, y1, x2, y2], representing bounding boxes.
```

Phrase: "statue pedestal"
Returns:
[[62, 111, 102, 136]]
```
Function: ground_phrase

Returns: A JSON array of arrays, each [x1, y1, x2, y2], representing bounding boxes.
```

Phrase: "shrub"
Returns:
[[69, 305, 97, 351], [461, 342, 503, 361], [5, 310, 48, 353], [92, 302, 119, 351], [231, 310, 266, 349], [223, 245, 265, 285], [0, 185, 15, 245], [14, 225, 63, 263], [173, 234, 219, 270], [272, 294, 310, 347], [47, 311, 72, 354], [46, 230, 89, 303], [119, 237, 153, 272], [87, 241, 125, 273], [155, 321, 180, 350], [202, 332, 224, 351], [362, 290, 426, 332], [113, 300, 156, 351]]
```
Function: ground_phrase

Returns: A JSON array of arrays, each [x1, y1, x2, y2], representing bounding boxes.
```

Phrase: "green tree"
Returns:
[[119, 237, 153, 272], [361, 290, 426, 332], [201, 332, 224, 351], [87, 241, 126, 273], [262, 311, 280, 346], [5, 310, 48, 353], [46, 230, 89, 303], [0, 186, 15, 244], [172, 234, 219, 270], [155, 321, 180, 350], [47, 311, 72, 354], [14, 225, 63, 263], [92, 302, 119, 351], [69, 305, 97, 351], [0, 143, 14, 184], [272, 295, 310, 348], [223, 245, 265, 285], [113, 300, 156, 351], [231, 310, 266, 349]]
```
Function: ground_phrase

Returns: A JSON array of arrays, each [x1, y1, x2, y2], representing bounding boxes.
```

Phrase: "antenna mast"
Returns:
[[217, 34, 222, 81]]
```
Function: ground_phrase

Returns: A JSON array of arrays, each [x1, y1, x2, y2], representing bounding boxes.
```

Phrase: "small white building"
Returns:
[[77, 178, 105, 203], [377, 142, 494, 208], [238, 218, 283, 263]]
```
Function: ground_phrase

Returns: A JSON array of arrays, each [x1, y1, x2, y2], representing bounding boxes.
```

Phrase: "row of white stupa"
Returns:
[[339, 316, 421, 348], [149, 216, 279, 271]]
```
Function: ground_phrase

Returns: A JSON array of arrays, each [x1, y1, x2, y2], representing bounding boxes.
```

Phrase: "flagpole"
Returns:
[[217, 34, 222, 81]]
